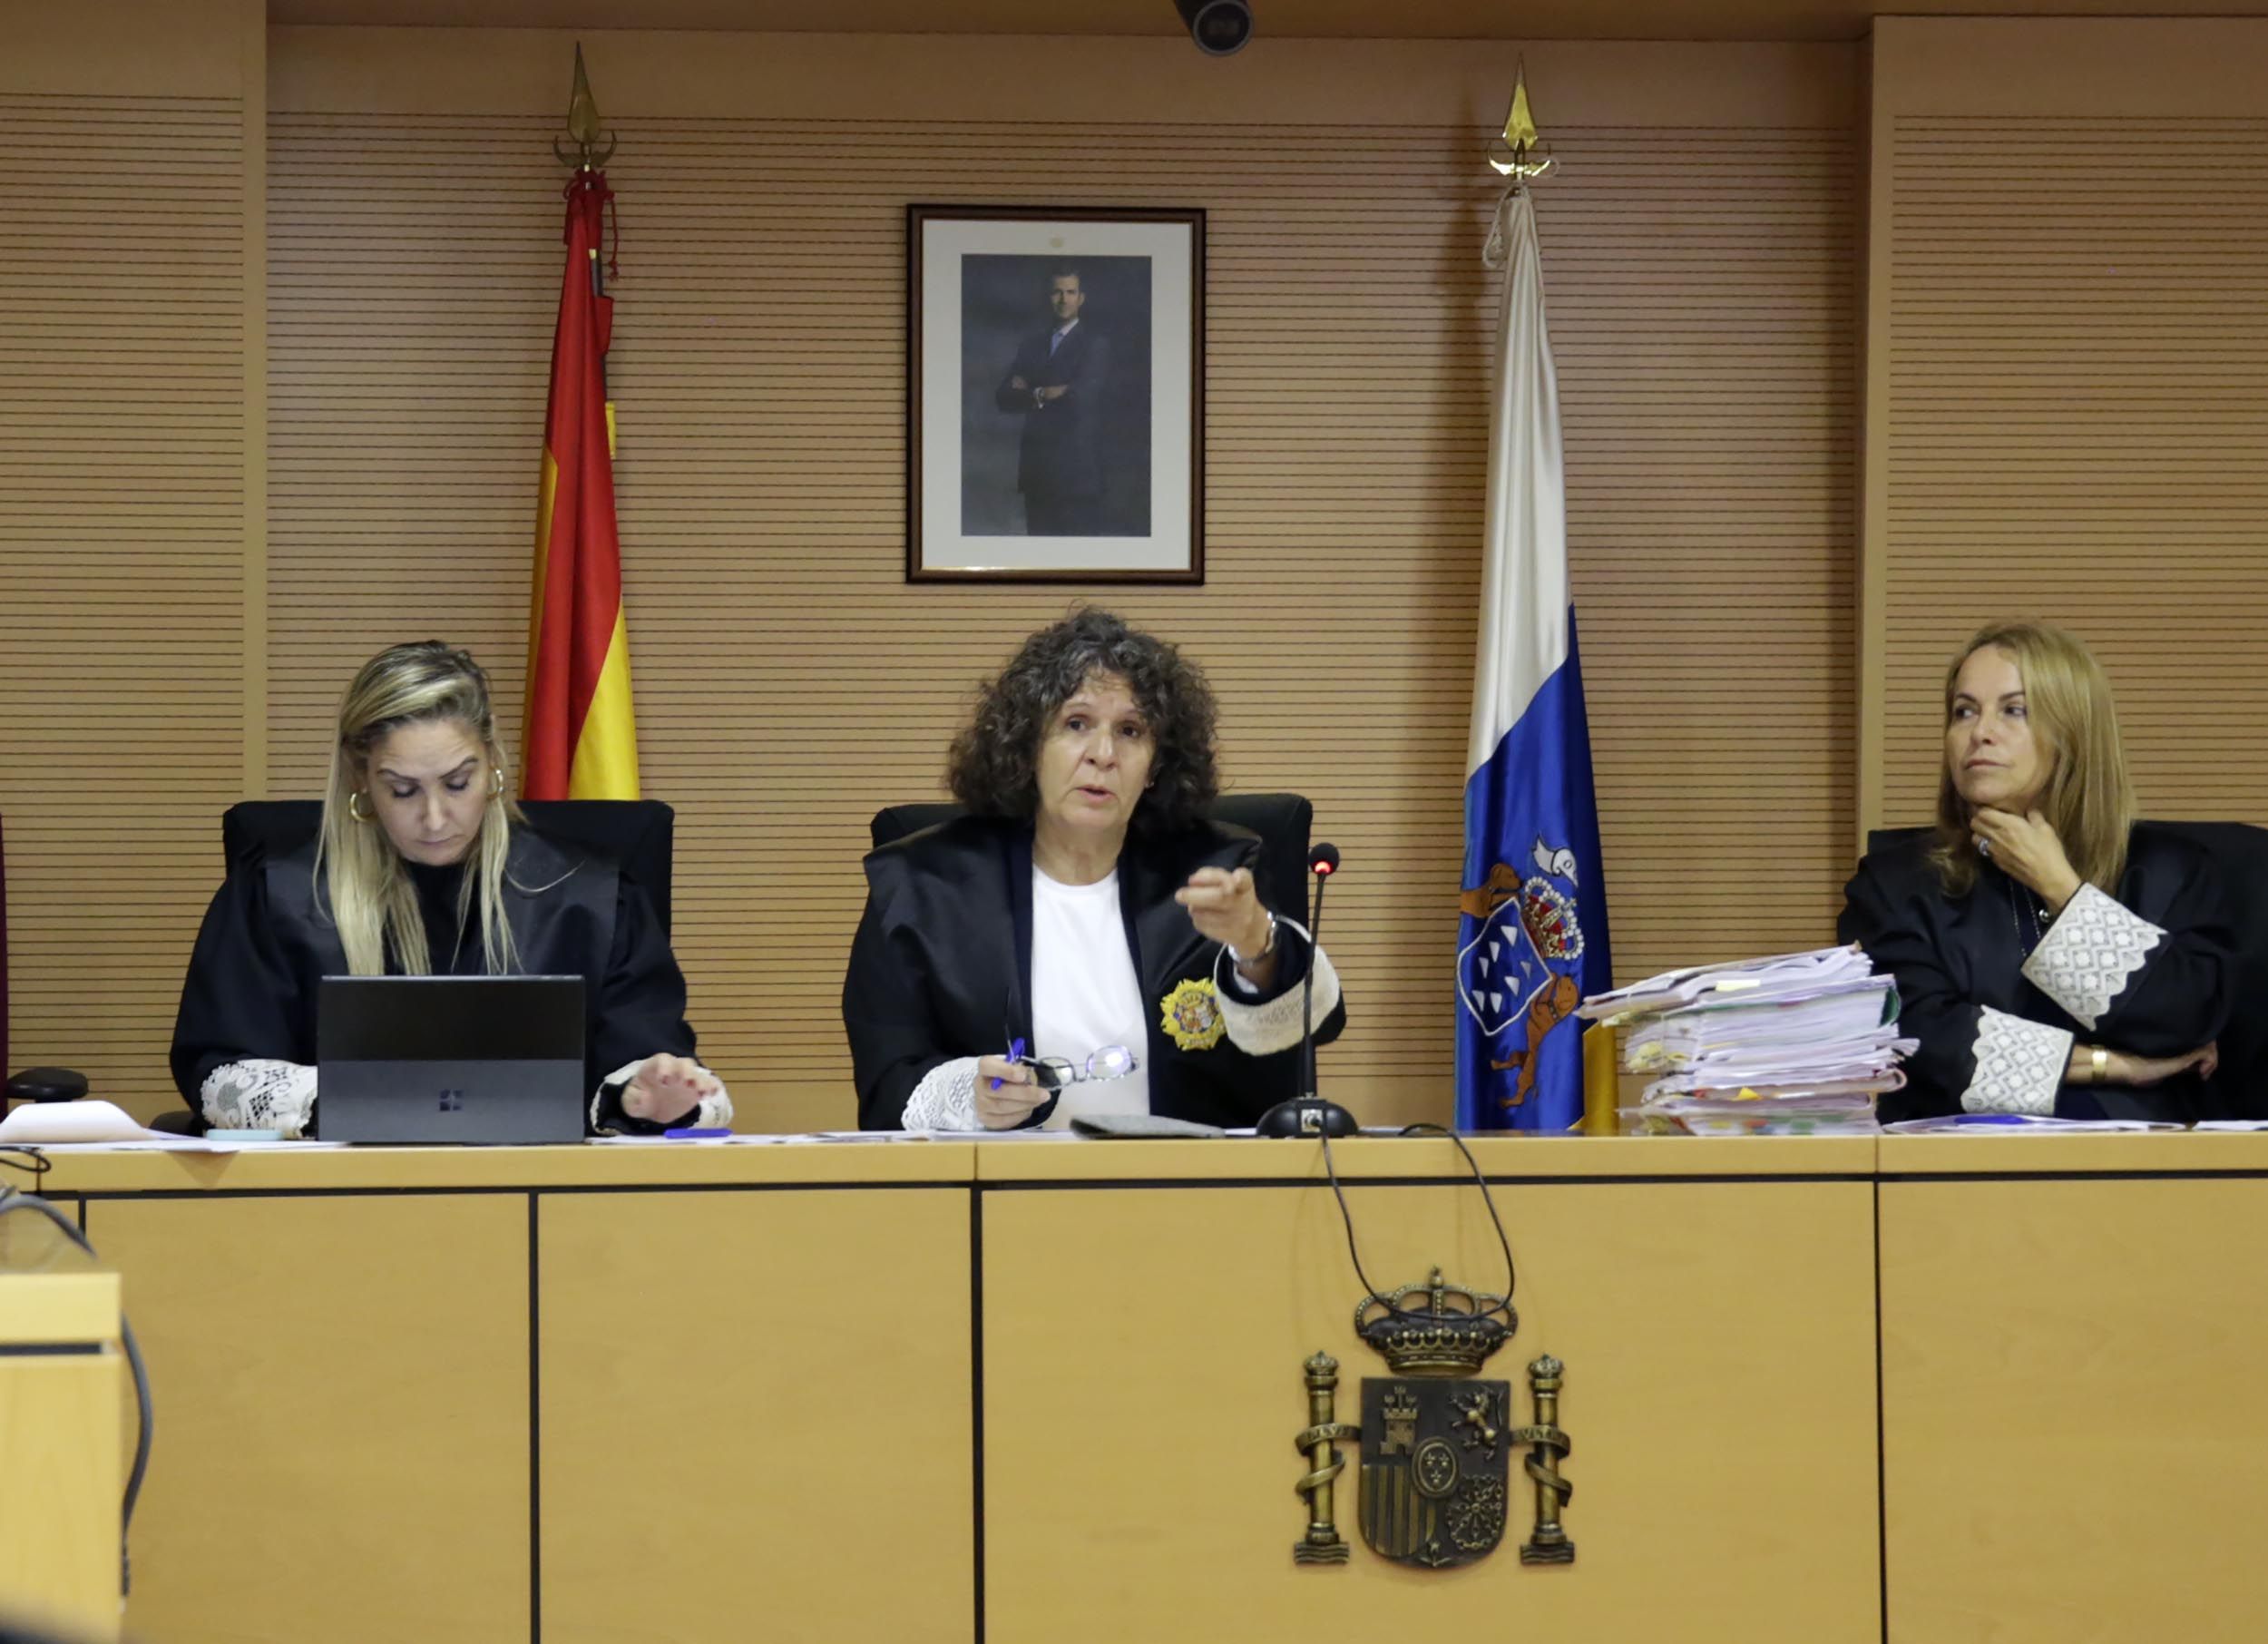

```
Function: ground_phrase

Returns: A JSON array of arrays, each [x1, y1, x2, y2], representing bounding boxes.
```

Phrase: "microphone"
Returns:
[[1256, 841, 1357, 1139]]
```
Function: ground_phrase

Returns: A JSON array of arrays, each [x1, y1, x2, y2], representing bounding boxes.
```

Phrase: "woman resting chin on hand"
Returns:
[[1838, 621, 2234, 1124]]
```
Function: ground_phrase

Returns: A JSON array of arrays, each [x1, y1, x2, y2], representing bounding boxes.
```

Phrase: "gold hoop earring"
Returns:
[[490, 768, 506, 799], [347, 790, 373, 824]]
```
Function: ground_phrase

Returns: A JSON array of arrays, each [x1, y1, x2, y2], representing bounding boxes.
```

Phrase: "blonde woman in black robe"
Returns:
[[171, 641, 729, 1138], [1840, 621, 2232, 1122]]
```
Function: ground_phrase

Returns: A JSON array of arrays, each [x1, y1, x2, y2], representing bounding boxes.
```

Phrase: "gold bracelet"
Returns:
[[2090, 1045, 2109, 1084], [1226, 911, 1278, 969]]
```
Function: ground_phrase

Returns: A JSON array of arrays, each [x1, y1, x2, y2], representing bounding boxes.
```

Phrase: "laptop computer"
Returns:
[[317, 975, 587, 1144]]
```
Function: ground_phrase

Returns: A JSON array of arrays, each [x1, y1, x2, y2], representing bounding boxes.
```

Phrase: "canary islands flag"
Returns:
[[1455, 188, 1611, 1132]]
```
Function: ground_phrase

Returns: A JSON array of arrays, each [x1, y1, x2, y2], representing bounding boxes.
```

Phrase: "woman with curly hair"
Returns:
[[1839, 621, 2233, 1122], [844, 610, 1345, 1130]]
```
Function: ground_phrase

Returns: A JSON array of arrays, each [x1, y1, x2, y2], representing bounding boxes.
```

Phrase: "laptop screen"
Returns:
[[318, 975, 585, 1062], [316, 976, 588, 1145]]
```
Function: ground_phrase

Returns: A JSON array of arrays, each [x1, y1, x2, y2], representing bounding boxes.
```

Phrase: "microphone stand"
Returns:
[[1303, 860, 1333, 1101], [1256, 843, 1350, 1138]]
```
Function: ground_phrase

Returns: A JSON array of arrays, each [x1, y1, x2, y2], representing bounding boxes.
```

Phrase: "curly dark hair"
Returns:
[[947, 609, 1219, 836]]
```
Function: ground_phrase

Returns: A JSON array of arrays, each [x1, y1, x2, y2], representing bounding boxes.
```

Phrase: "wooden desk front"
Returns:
[[36, 1137, 1879, 1644], [1878, 1132, 2268, 1644], [47, 1144, 977, 1644], [978, 1138, 1881, 1644]]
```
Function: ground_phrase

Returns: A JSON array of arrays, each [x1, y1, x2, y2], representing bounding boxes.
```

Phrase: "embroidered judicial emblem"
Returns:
[[1159, 977, 1227, 1051], [1457, 835, 1589, 1111], [1290, 1269, 1574, 1570]]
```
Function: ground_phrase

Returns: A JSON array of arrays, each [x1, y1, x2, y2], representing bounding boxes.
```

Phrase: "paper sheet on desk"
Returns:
[[0, 1101, 342, 1153], [590, 1133, 747, 1144], [22, 1140, 344, 1152], [591, 1130, 1087, 1144], [591, 1131, 963, 1144], [0, 1100, 179, 1144], [792, 1129, 1080, 1141], [1882, 1114, 2184, 1133]]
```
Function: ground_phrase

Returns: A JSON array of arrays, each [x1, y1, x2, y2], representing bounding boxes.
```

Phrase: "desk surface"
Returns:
[[34, 1128, 2268, 1194], [33, 1132, 1891, 1194], [34, 1137, 982, 1191]]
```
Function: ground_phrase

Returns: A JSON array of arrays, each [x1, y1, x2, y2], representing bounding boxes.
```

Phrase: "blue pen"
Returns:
[[664, 1127, 733, 1140], [992, 1036, 1028, 1091]]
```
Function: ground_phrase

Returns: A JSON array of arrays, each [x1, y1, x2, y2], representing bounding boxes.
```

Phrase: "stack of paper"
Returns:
[[1580, 945, 1913, 1136]]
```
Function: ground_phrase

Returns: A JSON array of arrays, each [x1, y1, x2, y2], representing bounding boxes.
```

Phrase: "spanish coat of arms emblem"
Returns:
[[1293, 1269, 1573, 1571]]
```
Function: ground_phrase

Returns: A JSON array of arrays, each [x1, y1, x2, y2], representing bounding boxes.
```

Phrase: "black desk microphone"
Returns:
[[1256, 842, 1358, 1138]]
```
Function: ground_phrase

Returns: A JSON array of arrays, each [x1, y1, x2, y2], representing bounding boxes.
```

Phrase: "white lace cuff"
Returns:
[[589, 1056, 735, 1133], [1960, 1007, 2073, 1115], [2020, 883, 2165, 1030], [1217, 946, 1343, 1057], [900, 1056, 982, 1130], [200, 1059, 318, 1138]]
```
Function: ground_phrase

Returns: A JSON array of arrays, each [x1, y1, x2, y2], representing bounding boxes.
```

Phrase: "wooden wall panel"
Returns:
[[265, 121, 552, 792], [267, 89, 1855, 1130], [1549, 132, 1857, 974], [0, 87, 249, 1105], [1863, 18, 2268, 836]]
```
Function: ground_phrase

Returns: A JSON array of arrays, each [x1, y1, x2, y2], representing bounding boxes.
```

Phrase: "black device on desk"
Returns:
[[1255, 1097, 1358, 1138], [318, 975, 585, 1144]]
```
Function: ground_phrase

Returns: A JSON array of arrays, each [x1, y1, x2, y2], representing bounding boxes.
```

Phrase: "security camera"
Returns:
[[1175, 0, 1253, 54]]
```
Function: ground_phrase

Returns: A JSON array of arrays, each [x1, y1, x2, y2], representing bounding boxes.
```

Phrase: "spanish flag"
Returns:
[[524, 169, 638, 799]]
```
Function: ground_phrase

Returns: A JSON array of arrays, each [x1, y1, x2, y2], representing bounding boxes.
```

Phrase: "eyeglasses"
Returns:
[[1017, 1044, 1139, 1091]]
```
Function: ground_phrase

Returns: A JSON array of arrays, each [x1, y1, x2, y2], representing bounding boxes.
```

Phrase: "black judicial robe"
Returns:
[[844, 816, 1349, 1130], [1839, 825, 2236, 1123], [170, 827, 699, 1130]]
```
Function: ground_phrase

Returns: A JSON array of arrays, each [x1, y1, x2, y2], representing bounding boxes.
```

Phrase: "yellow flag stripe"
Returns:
[[565, 604, 640, 799]]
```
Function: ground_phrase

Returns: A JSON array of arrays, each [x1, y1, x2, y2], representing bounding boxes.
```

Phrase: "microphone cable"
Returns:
[[1317, 1123, 1518, 1322]]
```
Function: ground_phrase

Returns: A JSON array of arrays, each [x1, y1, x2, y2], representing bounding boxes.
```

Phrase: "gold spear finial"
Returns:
[[1502, 68, 1540, 150], [1488, 58, 1556, 181], [553, 43, 618, 171]]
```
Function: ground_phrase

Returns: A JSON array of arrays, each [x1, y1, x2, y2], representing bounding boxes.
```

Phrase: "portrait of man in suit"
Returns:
[[959, 254, 1152, 539], [995, 267, 1112, 535]]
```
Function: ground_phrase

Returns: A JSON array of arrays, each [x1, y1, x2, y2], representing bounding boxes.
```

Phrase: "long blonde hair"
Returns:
[[318, 641, 522, 976], [1930, 621, 2135, 897]]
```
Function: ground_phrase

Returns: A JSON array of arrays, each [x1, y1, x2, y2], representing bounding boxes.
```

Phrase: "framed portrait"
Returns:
[[907, 204, 1205, 583]]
